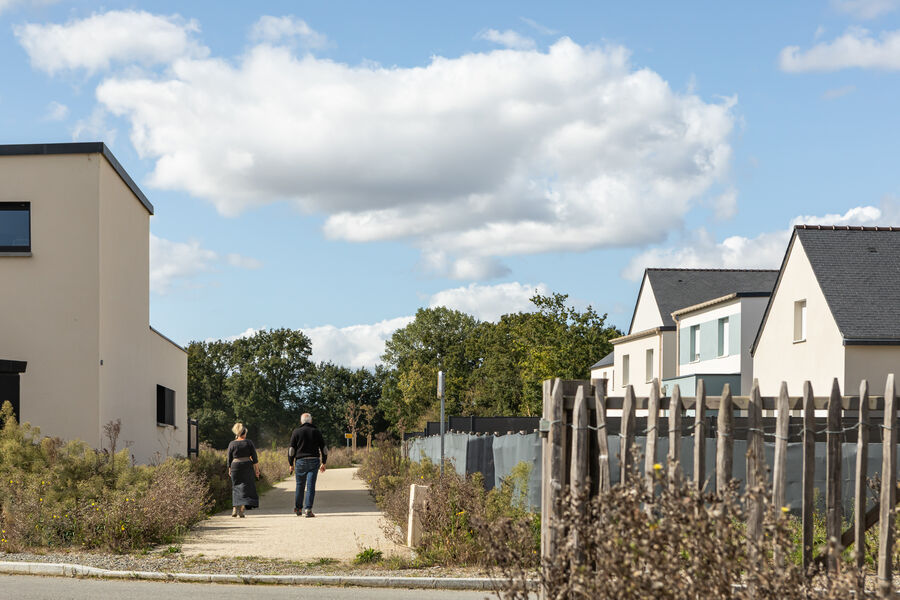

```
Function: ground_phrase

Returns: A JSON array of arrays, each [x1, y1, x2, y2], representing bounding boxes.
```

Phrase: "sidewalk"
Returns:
[[179, 467, 410, 561]]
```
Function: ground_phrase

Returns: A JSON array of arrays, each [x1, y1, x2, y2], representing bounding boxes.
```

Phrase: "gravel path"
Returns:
[[179, 466, 410, 562]]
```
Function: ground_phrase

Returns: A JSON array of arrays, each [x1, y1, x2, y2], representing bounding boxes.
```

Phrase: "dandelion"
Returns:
[[121, 525, 125, 531], [781, 506, 790, 514], [653, 463, 663, 471]]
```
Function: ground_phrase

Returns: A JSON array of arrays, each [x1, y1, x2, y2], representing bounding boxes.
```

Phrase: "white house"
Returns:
[[666, 292, 770, 396], [0, 143, 188, 463], [602, 268, 777, 397], [752, 225, 900, 397]]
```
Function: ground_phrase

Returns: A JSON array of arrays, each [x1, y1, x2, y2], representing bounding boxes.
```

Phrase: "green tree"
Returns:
[[380, 307, 478, 431], [303, 362, 386, 447], [225, 328, 314, 446], [187, 340, 236, 448]]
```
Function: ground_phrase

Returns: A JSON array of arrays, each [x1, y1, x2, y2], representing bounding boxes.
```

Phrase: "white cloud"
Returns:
[[622, 204, 894, 280], [44, 101, 68, 121], [478, 28, 536, 50], [823, 85, 856, 99], [15, 10, 207, 75], [428, 281, 550, 321], [207, 327, 263, 343], [519, 17, 557, 36], [94, 36, 735, 279], [149, 234, 260, 294], [249, 15, 327, 48], [780, 27, 900, 72], [71, 107, 116, 144], [303, 316, 414, 369], [833, 0, 900, 19]]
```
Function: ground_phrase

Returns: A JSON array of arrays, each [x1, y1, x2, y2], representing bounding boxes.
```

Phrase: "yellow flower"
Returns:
[[781, 506, 790, 514], [121, 525, 125, 531], [653, 463, 663, 471], [39, 498, 42, 502]]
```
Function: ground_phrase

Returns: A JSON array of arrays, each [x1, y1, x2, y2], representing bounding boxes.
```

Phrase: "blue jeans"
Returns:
[[294, 457, 320, 511]]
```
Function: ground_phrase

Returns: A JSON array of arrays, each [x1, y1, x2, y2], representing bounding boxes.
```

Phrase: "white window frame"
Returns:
[[717, 317, 729, 357], [690, 325, 701, 362], [794, 300, 807, 343], [645, 348, 654, 383], [622, 354, 630, 387]]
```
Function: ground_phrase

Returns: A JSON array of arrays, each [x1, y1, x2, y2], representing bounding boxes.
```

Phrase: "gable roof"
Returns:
[[590, 351, 614, 370], [630, 268, 779, 332], [0, 142, 153, 215], [796, 226, 900, 344]]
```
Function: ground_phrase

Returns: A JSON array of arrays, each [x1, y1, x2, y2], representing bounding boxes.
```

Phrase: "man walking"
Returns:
[[288, 413, 328, 517]]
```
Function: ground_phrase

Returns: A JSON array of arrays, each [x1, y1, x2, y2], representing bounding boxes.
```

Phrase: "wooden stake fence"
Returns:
[[540, 374, 899, 596]]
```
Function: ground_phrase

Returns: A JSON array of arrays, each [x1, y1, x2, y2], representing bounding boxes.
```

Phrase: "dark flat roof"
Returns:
[[0, 142, 153, 215], [0, 360, 27, 374]]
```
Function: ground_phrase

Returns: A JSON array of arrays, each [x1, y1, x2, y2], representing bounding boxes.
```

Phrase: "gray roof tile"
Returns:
[[639, 268, 778, 330]]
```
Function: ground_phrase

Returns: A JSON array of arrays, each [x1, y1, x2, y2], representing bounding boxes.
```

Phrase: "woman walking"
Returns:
[[227, 423, 260, 517]]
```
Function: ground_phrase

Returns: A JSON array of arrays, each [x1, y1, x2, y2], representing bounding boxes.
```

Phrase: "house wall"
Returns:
[[739, 297, 768, 395], [753, 239, 845, 396], [630, 275, 663, 333], [590, 365, 614, 392], [844, 346, 900, 397], [612, 333, 663, 396], [98, 160, 187, 462], [0, 153, 102, 445], [677, 299, 742, 378]]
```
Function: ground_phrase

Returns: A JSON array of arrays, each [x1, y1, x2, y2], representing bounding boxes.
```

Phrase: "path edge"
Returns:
[[0, 561, 536, 591]]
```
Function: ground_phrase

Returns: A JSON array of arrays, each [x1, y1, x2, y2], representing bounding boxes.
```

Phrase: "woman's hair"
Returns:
[[232, 423, 247, 438]]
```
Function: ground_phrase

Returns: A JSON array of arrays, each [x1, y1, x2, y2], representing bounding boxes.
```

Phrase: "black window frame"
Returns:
[[0, 202, 31, 253], [156, 384, 175, 427]]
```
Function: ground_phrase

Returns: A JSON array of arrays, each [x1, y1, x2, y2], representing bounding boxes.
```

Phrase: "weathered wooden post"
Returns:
[[716, 383, 734, 494], [668, 384, 683, 488], [621, 385, 636, 483], [826, 378, 843, 572], [878, 374, 896, 598], [747, 380, 764, 546], [802, 381, 816, 571], [570, 385, 589, 570], [645, 379, 661, 494], [772, 381, 790, 567], [541, 379, 565, 565], [854, 379, 869, 571], [593, 379, 611, 493], [693, 379, 707, 492]]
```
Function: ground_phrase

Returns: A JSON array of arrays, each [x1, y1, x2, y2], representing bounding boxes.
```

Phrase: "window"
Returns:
[[645, 349, 654, 383], [690, 325, 701, 361], [622, 354, 630, 386], [794, 300, 807, 342], [156, 385, 175, 426], [717, 317, 729, 357], [0, 202, 30, 253]]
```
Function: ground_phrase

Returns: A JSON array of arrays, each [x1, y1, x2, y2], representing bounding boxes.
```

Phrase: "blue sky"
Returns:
[[3, 0, 900, 367]]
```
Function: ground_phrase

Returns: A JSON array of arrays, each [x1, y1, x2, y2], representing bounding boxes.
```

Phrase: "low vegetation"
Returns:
[[357, 436, 539, 567], [0, 402, 290, 552]]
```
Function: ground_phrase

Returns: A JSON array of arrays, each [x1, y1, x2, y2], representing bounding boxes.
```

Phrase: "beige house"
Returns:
[[752, 225, 900, 397], [0, 143, 187, 463], [597, 268, 777, 396]]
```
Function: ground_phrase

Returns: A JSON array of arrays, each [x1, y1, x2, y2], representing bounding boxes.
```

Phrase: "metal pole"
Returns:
[[438, 370, 445, 476]]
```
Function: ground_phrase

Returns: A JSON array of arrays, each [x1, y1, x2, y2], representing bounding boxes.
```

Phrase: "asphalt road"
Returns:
[[2, 575, 499, 599]]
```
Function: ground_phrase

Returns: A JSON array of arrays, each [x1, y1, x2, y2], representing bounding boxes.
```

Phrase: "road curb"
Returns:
[[0, 561, 521, 590]]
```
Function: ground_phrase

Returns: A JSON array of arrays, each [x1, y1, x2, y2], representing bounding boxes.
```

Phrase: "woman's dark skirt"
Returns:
[[230, 461, 259, 508]]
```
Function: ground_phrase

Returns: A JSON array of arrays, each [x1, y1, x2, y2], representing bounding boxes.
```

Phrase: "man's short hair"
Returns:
[[301, 413, 312, 424]]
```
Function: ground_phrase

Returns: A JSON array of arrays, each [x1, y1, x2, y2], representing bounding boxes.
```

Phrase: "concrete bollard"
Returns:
[[407, 484, 429, 548]]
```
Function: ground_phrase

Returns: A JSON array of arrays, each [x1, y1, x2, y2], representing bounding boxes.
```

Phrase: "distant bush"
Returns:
[[327, 446, 363, 469], [357, 436, 539, 567], [189, 443, 291, 514], [0, 402, 208, 552]]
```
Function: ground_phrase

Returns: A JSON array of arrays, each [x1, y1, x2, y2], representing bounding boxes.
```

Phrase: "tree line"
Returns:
[[187, 292, 620, 448]]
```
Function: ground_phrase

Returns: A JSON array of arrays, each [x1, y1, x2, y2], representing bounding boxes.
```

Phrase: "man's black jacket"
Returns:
[[288, 423, 328, 466]]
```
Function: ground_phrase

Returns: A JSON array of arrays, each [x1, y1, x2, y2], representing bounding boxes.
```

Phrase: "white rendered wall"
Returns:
[[630, 275, 663, 333], [753, 239, 845, 396]]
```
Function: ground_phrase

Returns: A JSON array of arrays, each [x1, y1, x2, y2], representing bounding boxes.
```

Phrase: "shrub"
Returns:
[[354, 547, 384, 564], [357, 437, 539, 567], [0, 402, 210, 551], [487, 468, 863, 600]]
